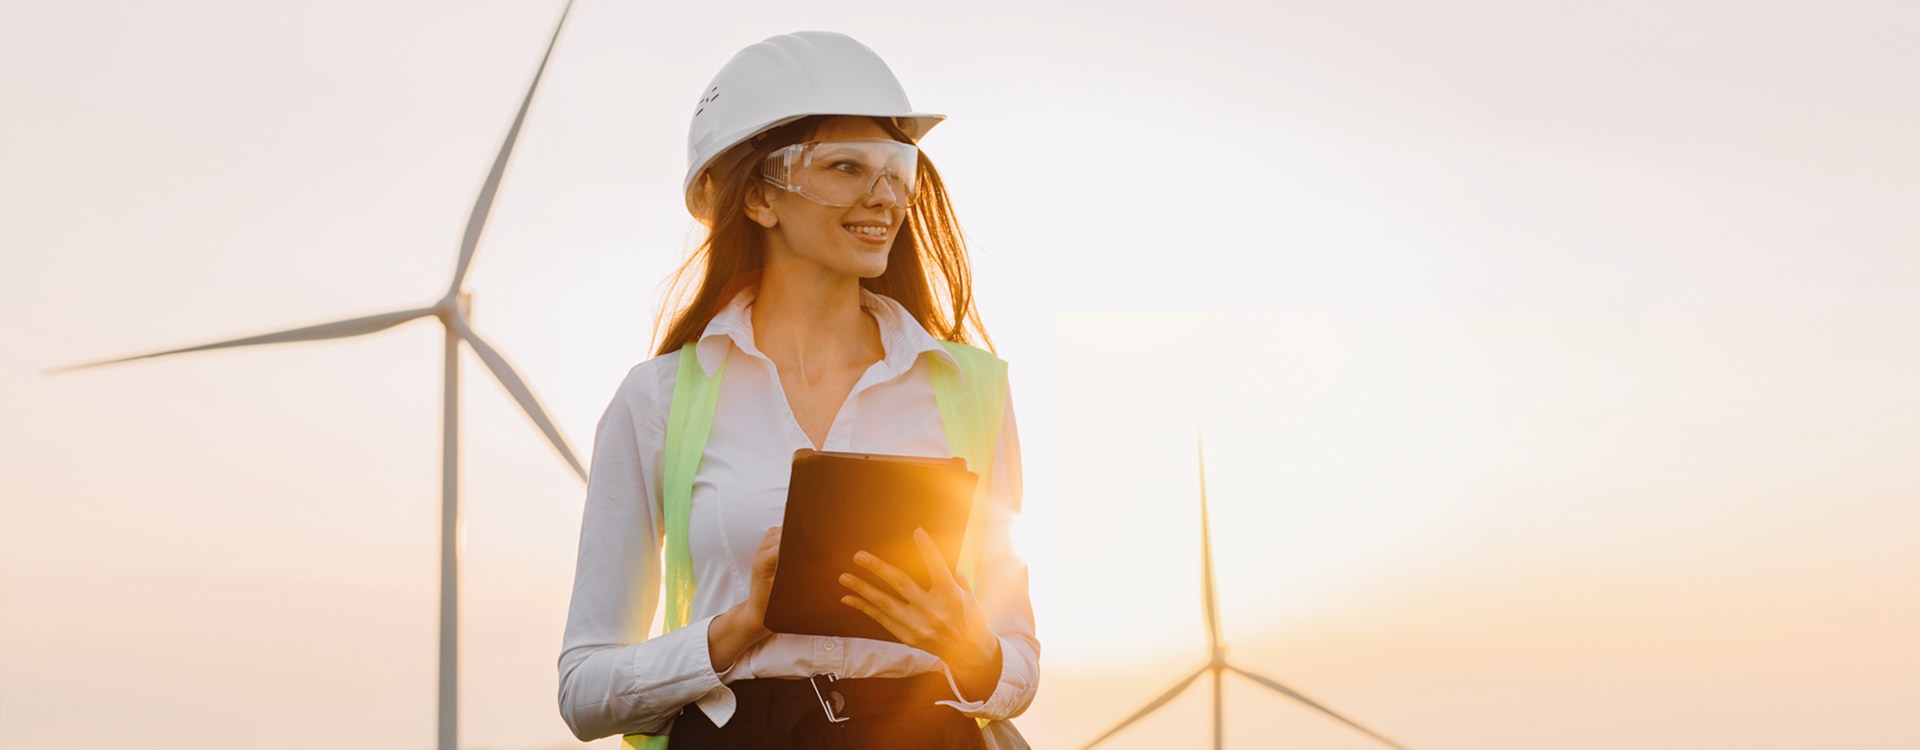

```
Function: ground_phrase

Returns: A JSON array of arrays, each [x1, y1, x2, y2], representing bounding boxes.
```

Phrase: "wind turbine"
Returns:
[[49, 4, 581, 749], [1077, 438, 1413, 750]]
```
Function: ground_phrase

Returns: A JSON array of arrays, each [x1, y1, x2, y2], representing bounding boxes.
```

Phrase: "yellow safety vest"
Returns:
[[624, 341, 1008, 750]]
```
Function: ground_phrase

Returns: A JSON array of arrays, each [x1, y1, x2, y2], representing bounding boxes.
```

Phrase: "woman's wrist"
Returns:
[[707, 603, 772, 672], [945, 635, 1004, 703]]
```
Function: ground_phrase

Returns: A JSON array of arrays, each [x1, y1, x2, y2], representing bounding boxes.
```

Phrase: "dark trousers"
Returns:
[[667, 675, 987, 750]]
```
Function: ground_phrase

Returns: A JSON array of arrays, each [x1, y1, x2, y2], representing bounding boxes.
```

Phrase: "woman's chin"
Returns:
[[846, 246, 892, 278]]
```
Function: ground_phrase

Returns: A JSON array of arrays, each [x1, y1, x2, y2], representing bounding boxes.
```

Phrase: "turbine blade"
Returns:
[[1077, 666, 1207, 750], [447, 0, 576, 296], [1199, 435, 1223, 649], [451, 315, 586, 482], [46, 306, 436, 373], [1228, 665, 1412, 750]]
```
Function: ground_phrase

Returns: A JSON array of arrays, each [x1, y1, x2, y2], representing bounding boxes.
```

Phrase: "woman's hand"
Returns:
[[708, 526, 779, 672], [839, 528, 1003, 701]]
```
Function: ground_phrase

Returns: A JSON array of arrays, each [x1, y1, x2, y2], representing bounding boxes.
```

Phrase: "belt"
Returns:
[[710, 671, 956, 725], [810, 672, 958, 723], [670, 674, 980, 749]]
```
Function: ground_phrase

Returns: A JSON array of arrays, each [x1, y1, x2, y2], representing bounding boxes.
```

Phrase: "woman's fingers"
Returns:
[[910, 528, 957, 590], [742, 526, 782, 628], [839, 592, 912, 640], [853, 549, 926, 603], [840, 572, 930, 645], [839, 534, 989, 658], [837, 572, 906, 614], [755, 527, 780, 566]]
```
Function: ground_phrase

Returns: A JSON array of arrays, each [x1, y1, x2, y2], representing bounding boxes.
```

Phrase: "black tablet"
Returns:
[[765, 449, 978, 642]]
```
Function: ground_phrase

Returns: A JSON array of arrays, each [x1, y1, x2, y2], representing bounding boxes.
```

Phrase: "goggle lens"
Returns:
[[761, 140, 921, 208]]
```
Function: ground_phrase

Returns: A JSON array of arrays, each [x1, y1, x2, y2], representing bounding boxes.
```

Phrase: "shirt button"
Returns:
[[824, 641, 836, 652]]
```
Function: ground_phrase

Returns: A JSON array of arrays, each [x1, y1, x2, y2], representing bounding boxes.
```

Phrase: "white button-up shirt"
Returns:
[[557, 287, 1038, 741]]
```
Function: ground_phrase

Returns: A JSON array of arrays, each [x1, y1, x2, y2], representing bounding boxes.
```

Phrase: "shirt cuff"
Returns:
[[630, 614, 738, 729], [933, 635, 1020, 718]]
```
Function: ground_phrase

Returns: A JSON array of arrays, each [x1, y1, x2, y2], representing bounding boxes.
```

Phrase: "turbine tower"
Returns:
[[1077, 438, 1412, 750], [50, 4, 579, 749]]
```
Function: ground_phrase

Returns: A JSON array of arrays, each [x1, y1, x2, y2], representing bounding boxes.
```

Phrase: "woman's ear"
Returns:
[[743, 183, 779, 229]]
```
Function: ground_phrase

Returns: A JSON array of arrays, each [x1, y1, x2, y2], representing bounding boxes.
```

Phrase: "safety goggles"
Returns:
[[759, 139, 922, 208]]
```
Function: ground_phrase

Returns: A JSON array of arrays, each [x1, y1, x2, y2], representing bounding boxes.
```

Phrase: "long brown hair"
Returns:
[[652, 116, 992, 356]]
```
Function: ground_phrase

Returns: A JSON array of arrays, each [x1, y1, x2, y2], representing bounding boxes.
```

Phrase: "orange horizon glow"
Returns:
[[5, 2, 1918, 749]]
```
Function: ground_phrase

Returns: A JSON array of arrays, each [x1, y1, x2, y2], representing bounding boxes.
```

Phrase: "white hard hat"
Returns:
[[683, 30, 944, 221]]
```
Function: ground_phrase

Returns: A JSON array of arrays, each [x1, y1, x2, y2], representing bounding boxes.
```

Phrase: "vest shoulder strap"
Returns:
[[662, 344, 725, 632], [931, 341, 1010, 583]]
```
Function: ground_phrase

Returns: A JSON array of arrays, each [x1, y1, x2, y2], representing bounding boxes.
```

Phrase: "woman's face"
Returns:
[[747, 116, 911, 281]]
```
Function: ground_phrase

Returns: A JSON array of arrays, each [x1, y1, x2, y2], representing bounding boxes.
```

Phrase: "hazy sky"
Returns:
[[3, 1, 1917, 748]]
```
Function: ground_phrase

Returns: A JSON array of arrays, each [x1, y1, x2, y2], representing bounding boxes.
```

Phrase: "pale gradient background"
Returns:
[[3, 1, 1917, 748]]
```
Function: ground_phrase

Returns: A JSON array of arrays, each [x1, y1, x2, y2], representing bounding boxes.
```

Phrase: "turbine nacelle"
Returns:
[[433, 292, 471, 321]]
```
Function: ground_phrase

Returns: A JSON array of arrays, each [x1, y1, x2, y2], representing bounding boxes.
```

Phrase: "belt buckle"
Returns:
[[807, 673, 851, 724]]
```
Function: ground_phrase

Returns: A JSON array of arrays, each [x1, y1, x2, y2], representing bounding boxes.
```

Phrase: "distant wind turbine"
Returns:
[[1077, 437, 1413, 750], [48, 3, 580, 749]]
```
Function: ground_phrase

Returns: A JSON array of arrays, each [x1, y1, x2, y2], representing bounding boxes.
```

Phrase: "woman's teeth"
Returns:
[[845, 225, 887, 237]]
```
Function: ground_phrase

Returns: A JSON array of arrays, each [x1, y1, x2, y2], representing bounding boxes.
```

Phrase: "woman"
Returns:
[[557, 31, 1037, 750]]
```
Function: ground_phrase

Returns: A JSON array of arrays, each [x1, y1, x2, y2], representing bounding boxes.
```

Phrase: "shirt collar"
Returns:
[[693, 286, 959, 379]]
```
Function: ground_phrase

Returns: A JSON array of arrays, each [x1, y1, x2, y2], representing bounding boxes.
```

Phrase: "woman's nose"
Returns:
[[864, 173, 904, 207]]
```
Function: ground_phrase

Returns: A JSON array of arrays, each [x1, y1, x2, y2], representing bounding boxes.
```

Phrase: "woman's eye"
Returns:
[[829, 160, 865, 174]]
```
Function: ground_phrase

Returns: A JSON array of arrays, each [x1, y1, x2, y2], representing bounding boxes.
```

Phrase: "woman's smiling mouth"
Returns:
[[844, 223, 890, 243]]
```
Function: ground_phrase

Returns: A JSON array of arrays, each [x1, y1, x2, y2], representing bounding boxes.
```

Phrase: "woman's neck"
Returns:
[[750, 259, 882, 385]]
